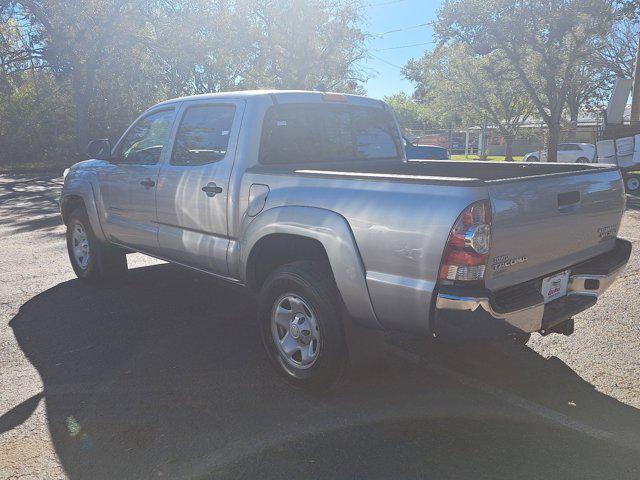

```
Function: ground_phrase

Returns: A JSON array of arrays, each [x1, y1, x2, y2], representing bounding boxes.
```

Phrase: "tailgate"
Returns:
[[485, 168, 625, 291]]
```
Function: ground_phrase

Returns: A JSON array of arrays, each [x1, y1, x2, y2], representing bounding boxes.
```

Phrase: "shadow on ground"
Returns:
[[5, 263, 640, 479], [627, 192, 640, 211], [0, 174, 63, 234]]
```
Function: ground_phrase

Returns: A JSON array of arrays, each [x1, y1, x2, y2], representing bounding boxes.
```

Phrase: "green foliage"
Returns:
[[0, 73, 75, 167], [404, 45, 534, 131], [435, 0, 619, 161], [383, 92, 434, 130], [402, 44, 534, 160], [0, 0, 369, 167]]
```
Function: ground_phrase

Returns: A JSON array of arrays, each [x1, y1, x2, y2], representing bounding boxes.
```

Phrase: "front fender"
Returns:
[[238, 206, 381, 329], [60, 174, 107, 243]]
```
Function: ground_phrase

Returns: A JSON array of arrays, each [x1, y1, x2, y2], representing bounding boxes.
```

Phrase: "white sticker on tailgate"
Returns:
[[541, 271, 570, 303]]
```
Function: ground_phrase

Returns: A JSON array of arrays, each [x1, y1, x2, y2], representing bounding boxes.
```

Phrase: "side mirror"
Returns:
[[86, 139, 111, 161]]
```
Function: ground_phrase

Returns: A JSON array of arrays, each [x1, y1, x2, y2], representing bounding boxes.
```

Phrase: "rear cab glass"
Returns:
[[408, 146, 450, 160], [259, 103, 403, 165]]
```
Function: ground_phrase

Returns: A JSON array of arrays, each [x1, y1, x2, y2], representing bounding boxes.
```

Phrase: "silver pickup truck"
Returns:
[[60, 90, 631, 390]]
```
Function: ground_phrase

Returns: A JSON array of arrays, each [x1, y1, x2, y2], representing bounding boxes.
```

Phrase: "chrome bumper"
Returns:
[[434, 239, 631, 338]]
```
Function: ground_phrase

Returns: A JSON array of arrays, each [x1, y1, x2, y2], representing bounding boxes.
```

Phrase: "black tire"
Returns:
[[258, 261, 349, 392], [66, 207, 127, 284], [527, 156, 539, 162], [576, 157, 589, 163], [625, 175, 640, 193], [512, 333, 531, 345]]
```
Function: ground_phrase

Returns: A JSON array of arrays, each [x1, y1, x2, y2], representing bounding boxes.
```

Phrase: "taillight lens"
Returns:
[[439, 200, 491, 283]]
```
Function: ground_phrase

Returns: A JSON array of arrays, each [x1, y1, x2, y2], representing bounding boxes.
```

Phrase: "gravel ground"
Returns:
[[0, 174, 639, 480]]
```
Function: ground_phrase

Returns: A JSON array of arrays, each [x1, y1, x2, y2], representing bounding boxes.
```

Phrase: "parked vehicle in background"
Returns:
[[60, 90, 630, 391], [523, 143, 596, 163], [624, 172, 640, 193], [403, 136, 451, 160]]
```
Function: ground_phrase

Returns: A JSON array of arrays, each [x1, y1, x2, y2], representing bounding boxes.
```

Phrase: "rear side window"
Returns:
[[259, 103, 402, 165], [171, 105, 236, 166], [558, 144, 579, 151]]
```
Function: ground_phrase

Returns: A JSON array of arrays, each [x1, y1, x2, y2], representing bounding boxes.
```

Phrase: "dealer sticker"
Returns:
[[541, 271, 570, 303]]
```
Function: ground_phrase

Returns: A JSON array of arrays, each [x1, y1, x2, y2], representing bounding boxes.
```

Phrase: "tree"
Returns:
[[383, 92, 434, 132], [436, 0, 617, 161], [594, 15, 639, 79], [565, 59, 611, 129], [0, 0, 168, 153], [404, 44, 534, 161], [252, 0, 368, 92], [0, 0, 370, 166]]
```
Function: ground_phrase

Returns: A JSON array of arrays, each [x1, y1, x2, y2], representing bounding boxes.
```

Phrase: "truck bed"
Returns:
[[248, 159, 617, 185]]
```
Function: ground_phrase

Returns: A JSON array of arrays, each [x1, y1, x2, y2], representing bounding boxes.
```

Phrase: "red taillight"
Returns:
[[439, 200, 491, 283]]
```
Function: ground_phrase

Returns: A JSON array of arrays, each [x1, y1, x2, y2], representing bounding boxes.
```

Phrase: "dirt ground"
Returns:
[[1, 174, 639, 479]]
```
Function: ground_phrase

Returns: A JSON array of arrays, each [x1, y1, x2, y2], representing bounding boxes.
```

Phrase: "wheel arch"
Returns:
[[240, 206, 381, 329], [60, 179, 107, 242]]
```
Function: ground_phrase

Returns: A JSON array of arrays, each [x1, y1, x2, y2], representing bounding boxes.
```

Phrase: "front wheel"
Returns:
[[625, 175, 640, 193], [66, 207, 128, 284], [576, 157, 589, 163], [526, 156, 539, 162], [258, 261, 349, 392]]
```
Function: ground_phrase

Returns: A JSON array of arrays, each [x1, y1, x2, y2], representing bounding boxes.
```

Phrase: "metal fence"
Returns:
[[401, 123, 602, 157]]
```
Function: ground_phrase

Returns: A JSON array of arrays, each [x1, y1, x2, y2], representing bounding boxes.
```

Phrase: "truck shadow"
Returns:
[[6, 263, 640, 479]]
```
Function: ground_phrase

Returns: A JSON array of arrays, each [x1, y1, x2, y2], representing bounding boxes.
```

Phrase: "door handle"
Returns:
[[140, 178, 156, 188], [202, 182, 223, 197]]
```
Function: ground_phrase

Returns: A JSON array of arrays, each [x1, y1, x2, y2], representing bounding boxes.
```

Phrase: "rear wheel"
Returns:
[[625, 175, 639, 193], [258, 261, 348, 392], [526, 156, 539, 162], [66, 207, 127, 284], [576, 157, 589, 163]]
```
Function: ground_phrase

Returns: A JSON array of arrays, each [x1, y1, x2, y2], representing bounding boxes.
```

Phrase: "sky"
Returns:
[[362, 0, 443, 100]]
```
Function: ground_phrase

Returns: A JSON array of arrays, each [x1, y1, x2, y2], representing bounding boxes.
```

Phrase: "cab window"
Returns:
[[259, 103, 402, 165], [171, 105, 236, 166], [115, 109, 175, 165]]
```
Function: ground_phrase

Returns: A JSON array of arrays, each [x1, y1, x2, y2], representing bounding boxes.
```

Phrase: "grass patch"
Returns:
[[450, 154, 524, 162]]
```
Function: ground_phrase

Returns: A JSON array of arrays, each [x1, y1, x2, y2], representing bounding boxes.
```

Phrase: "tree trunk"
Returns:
[[546, 124, 560, 162], [504, 134, 515, 162], [630, 32, 640, 123], [71, 62, 96, 159], [569, 102, 579, 140]]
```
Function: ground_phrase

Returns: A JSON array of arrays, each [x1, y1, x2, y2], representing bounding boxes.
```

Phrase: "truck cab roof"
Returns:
[[154, 89, 386, 109]]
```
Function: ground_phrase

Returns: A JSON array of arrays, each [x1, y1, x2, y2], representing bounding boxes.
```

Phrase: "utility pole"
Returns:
[[630, 33, 640, 123]]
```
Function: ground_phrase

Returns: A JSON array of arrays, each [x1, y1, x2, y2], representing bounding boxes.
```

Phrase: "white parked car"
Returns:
[[523, 143, 596, 163]]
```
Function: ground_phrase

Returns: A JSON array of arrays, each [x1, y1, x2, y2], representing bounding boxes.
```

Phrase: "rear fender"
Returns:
[[237, 206, 381, 329]]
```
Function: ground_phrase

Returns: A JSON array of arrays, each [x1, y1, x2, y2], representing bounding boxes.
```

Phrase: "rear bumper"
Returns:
[[434, 238, 631, 340]]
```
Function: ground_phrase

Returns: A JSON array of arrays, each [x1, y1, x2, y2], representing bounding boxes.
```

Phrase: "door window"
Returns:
[[171, 105, 236, 166], [115, 109, 175, 165], [558, 144, 578, 152]]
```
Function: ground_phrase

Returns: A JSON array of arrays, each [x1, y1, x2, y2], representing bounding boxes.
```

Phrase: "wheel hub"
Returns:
[[71, 223, 90, 269], [289, 314, 313, 344], [271, 294, 321, 369]]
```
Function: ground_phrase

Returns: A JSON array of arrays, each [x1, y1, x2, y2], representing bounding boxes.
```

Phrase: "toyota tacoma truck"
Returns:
[[60, 90, 631, 390]]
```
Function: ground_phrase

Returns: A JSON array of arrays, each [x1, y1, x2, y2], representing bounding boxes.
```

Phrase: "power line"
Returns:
[[373, 41, 435, 52], [373, 22, 434, 37], [366, 0, 408, 7], [369, 53, 405, 70]]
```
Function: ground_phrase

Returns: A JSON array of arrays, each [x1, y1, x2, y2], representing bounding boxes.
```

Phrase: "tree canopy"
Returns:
[[404, 44, 534, 160], [428, 0, 622, 161], [0, 0, 369, 167]]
